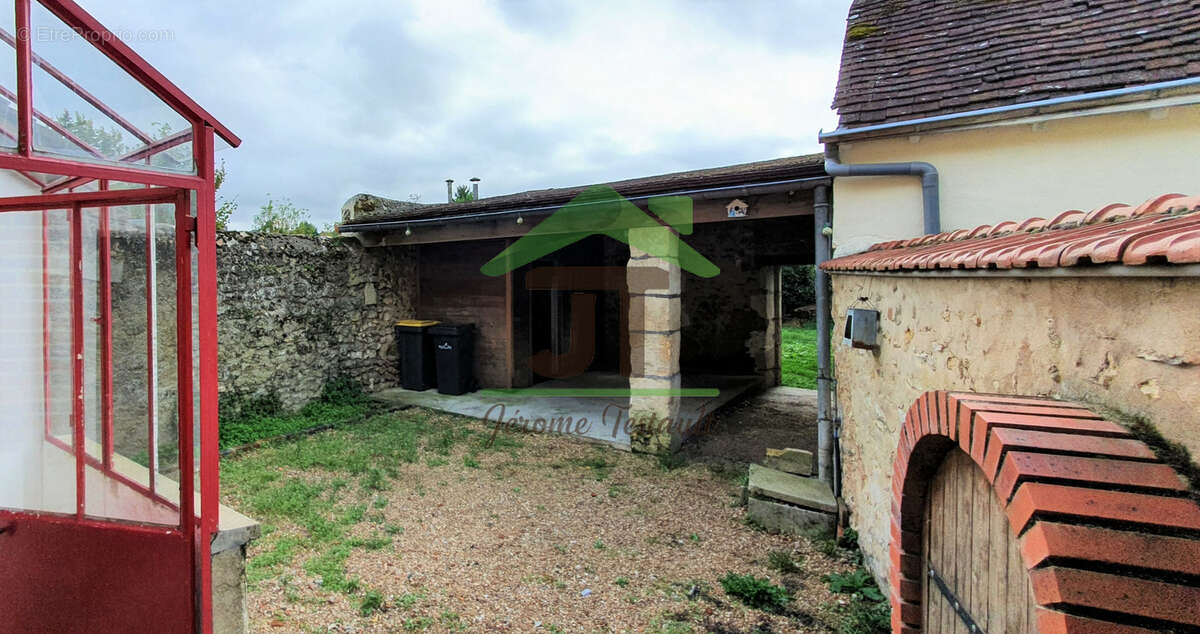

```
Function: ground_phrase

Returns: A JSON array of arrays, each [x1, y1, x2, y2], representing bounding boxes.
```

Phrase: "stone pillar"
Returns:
[[749, 265, 782, 386], [627, 226, 682, 454]]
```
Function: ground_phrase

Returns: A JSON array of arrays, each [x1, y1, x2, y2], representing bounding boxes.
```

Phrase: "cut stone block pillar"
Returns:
[[748, 265, 782, 386], [627, 226, 682, 454]]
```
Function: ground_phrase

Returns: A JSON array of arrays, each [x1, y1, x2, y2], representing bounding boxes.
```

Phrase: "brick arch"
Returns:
[[888, 391, 1200, 633]]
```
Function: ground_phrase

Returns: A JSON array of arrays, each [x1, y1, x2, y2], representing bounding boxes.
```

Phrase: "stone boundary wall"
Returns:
[[107, 231, 417, 454], [215, 232, 417, 411]]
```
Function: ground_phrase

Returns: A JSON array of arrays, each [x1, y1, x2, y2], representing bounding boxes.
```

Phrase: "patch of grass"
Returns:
[[403, 616, 433, 631], [657, 452, 687, 472], [248, 479, 326, 518], [219, 376, 376, 449], [246, 535, 303, 587], [781, 325, 818, 389], [358, 589, 384, 616], [425, 456, 449, 467], [340, 503, 367, 525], [395, 592, 424, 610], [463, 454, 481, 469], [614, 576, 630, 587], [833, 597, 890, 634], [718, 572, 791, 612], [360, 467, 389, 492], [439, 610, 466, 631], [571, 454, 613, 480], [349, 535, 392, 551], [303, 543, 358, 593], [767, 550, 802, 573], [594, 539, 607, 550]]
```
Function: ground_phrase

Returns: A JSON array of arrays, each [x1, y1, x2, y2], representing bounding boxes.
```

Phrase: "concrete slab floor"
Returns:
[[372, 372, 761, 449]]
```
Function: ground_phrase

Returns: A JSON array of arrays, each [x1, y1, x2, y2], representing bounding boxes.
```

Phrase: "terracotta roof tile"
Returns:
[[822, 193, 1200, 273], [832, 0, 1200, 127]]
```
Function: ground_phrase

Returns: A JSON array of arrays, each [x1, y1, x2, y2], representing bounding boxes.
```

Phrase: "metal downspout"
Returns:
[[823, 155, 940, 235], [813, 184, 835, 489]]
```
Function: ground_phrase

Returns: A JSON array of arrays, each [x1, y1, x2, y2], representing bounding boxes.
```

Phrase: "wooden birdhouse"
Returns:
[[726, 198, 750, 218]]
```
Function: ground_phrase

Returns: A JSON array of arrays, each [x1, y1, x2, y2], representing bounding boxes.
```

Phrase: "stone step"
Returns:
[[764, 447, 814, 476], [747, 497, 835, 534], [747, 464, 837, 513]]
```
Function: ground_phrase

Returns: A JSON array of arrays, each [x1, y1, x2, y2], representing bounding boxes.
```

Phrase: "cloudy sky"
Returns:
[[83, 1, 849, 229]]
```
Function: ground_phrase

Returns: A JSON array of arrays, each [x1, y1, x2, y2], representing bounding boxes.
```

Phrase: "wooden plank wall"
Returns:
[[923, 449, 1038, 634], [417, 239, 512, 388]]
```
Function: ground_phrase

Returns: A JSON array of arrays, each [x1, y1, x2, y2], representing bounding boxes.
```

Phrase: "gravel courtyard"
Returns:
[[221, 406, 863, 633]]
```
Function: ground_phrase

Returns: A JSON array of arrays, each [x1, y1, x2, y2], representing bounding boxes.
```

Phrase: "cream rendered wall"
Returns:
[[0, 170, 55, 511], [830, 102, 1200, 255]]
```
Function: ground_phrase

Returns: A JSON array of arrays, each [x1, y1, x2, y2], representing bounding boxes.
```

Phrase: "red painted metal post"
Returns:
[[195, 124, 220, 634], [69, 202, 84, 518], [15, 0, 32, 157], [99, 182, 114, 469], [174, 190, 198, 632]]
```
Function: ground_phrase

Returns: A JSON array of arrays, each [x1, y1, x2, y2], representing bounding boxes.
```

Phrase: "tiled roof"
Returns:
[[341, 154, 826, 227], [832, 0, 1200, 128], [822, 193, 1200, 272]]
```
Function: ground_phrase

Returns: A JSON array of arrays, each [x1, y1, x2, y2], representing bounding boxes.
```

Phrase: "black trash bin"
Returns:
[[394, 320, 440, 390], [430, 323, 475, 395]]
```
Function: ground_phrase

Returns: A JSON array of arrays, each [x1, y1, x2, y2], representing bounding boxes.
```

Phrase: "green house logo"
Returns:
[[480, 185, 720, 277]]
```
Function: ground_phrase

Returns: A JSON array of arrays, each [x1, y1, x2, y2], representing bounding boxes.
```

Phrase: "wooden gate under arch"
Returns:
[[923, 449, 1037, 633], [888, 390, 1200, 633]]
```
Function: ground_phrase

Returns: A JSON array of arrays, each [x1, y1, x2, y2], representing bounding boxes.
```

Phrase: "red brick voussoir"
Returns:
[[888, 390, 1200, 633]]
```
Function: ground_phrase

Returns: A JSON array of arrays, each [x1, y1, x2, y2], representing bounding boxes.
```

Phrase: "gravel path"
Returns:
[[223, 407, 854, 633]]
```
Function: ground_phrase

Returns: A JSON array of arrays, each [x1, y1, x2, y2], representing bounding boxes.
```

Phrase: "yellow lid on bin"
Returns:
[[396, 319, 440, 327]]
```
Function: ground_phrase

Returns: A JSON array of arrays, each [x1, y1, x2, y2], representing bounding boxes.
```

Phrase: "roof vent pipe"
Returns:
[[470, 177, 480, 200], [823, 155, 940, 235], [446, 179, 454, 203]]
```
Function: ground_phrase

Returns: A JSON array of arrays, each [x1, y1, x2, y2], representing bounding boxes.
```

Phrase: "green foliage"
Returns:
[[781, 326, 819, 389], [571, 453, 614, 480], [656, 452, 687, 472], [253, 196, 318, 235], [614, 576, 630, 587], [766, 549, 802, 574], [835, 597, 890, 634], [823, 568, 883, 601], [214, 160, 237, 231], [55, 110, 128, 156], [825, 565, 889, 633], [320, 375, 367, 405], [717, 572, 791, 612], [303, 542, 358, 593], [452, 184, 475, 202], [781, 265, 817, 317], [358, 589, 384, 616], [246, 535, 303, 588], [218, 376, 373, 449]]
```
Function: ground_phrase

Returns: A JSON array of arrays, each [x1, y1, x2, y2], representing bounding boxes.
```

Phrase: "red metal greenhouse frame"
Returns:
[[0, 1, 238, 632]]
